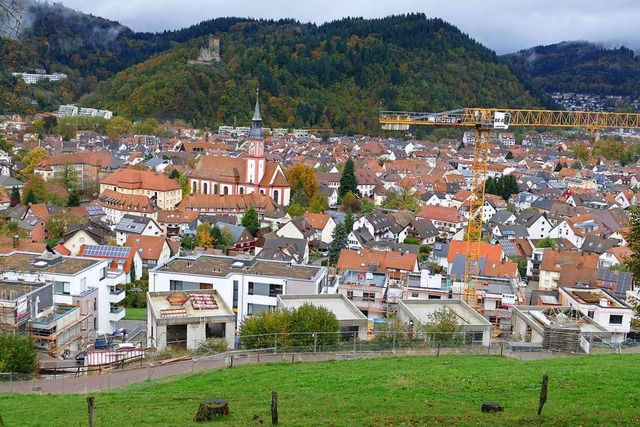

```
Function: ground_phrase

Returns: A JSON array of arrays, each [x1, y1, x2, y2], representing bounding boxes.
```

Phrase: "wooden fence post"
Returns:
[[271, 391, 278, 425], [538, 374, 548, 416], [87, 396, 95, 427]]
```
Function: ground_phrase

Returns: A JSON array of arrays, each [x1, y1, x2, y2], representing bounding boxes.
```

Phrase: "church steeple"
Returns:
[[249, 87, 263, 139]]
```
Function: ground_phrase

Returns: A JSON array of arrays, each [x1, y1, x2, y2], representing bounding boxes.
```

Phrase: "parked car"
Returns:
[[621, 338, 640, 347]]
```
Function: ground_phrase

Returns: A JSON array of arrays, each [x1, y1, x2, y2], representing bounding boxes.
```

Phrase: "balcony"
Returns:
[[108, 306, 126, 322], [108, 286, 126, 304]]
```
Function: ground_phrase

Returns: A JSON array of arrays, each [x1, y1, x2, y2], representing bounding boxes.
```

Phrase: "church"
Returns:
[[188, 93, 291, 206]]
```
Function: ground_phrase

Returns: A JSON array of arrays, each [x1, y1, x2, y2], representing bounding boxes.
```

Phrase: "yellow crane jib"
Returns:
[[379, 107, 640, 308]]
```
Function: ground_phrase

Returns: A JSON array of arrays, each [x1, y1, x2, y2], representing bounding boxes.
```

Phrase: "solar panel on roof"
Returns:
[[86, 206, 104, 215], [83, 245, 131, 258]]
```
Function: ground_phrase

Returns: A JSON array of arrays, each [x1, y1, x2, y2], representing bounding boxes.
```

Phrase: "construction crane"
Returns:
[[379, 108, 640, 307]]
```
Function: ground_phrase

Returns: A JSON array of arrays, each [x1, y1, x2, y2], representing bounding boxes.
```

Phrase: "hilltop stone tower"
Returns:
[[187, 35, 221, 66]]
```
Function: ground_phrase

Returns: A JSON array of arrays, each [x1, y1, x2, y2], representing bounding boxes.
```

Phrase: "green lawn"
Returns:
[[2, 354, 640, 426], [123, 307, 147, 320]]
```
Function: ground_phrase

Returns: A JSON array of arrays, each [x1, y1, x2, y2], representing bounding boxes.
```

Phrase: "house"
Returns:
[[61, 220, 113, 256], [78, 244, 143, 283], [277, 294, 368, 340], [336, 248, 419, 279], [302, 211, 336, 244], [34, 151, 120, 189], [355, 169, 380, 198], [416, 205, 466, 239], [408, 219, 439, 245], [346, 228, 375, 249], [114, 214, 163, 246], [598, 247, 632, 270], [446, 240, 504, 274], [511, 305, 612, 352], [156, 210, 199, 237], [149, 254, 328, 328], [257, 236, 309, 264], [397, 299, 492, 346], [98, 189, 158, 225], [538, 250, 599, 291], [514, 209, 552, 239], [558, 287, 633, 343], [125, 235, 172, 269], [0, 251, 127, 334], [100, 168, 183, 210], [216, 222, 255, 253], [353, 210, 395, 242], [4, 204, 47, 242], [147, 290, 236, 351]]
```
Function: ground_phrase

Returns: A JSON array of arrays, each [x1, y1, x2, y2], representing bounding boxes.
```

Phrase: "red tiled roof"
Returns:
[[101, 168, 181, 191]]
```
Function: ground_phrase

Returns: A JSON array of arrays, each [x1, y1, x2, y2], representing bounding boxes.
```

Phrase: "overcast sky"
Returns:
[[55, 0, 640, 54]]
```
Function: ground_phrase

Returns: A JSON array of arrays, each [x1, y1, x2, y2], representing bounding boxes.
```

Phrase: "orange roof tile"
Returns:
[[447, 241, 504, 263]]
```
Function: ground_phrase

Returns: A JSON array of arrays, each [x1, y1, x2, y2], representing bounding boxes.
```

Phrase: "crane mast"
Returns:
[[379, 107, 640, 307]]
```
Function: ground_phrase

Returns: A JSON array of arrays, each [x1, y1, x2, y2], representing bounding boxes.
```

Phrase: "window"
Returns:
[[363, 292, 375, 302], [247, 303, 272, 316], [233, 280, 239, 309], [609, 314, 623, 325], [100, 266, 107, 280], [346, 291, 353, 300], [54, 281, 70, 295], [170, 280, 183, 291], [411, 292, 419, 298], [587, 310, 594, 319]]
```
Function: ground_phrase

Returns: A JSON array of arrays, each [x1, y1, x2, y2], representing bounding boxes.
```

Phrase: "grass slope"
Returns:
[[1, 354, 639, 426], [123, 308, 147, 321]]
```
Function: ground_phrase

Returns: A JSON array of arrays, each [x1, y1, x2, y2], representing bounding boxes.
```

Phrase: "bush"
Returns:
[[0, 333, 37, 373], [239, 303, 340, 350], [196, 338, 228, 355]]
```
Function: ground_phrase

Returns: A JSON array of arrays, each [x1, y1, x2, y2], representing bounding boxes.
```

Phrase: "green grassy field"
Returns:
[[1, 354, 639, 426], [122, 307, 146, 321]]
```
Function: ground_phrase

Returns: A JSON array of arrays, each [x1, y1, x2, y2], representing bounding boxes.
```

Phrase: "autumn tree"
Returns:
[[106, 116, 133, 141], [196, 223, 214, 249], [339, 158, 358, 199], [21, 147, 46, 178], [285, 164, 318, 200]]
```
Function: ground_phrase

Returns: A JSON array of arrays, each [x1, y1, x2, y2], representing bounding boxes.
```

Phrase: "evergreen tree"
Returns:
[[344, 210, 355, 233], [339, 158, 358, 198], [505, 151, 513, 160], [328, 222, 348, 265], [23, 188, 35, 205], [624, 205, 640, 286], [554, 161, 563, 172], [501, 174, 520, 200], [241, 207, 260, 236], [66, 190, 80, 207], [10, 186, 20, 206]]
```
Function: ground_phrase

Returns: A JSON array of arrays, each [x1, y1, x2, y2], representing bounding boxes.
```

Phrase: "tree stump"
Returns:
[[481, 401, 503, 413], [194, 399, 229, 422]]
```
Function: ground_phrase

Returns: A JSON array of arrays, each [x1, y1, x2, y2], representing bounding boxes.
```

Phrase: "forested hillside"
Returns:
[[504, 41, 640, 97], [1, 3, 553, 133], [83, 15, 551, 133]]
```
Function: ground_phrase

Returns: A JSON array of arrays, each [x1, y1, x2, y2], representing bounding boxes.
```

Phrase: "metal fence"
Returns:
[[1, 332, 638, 385]]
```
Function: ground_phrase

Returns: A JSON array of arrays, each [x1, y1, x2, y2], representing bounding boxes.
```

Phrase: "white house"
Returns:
[[0, 251, 127, 334], [149, 254, 328, 328], [558, 287, 633, 343]]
